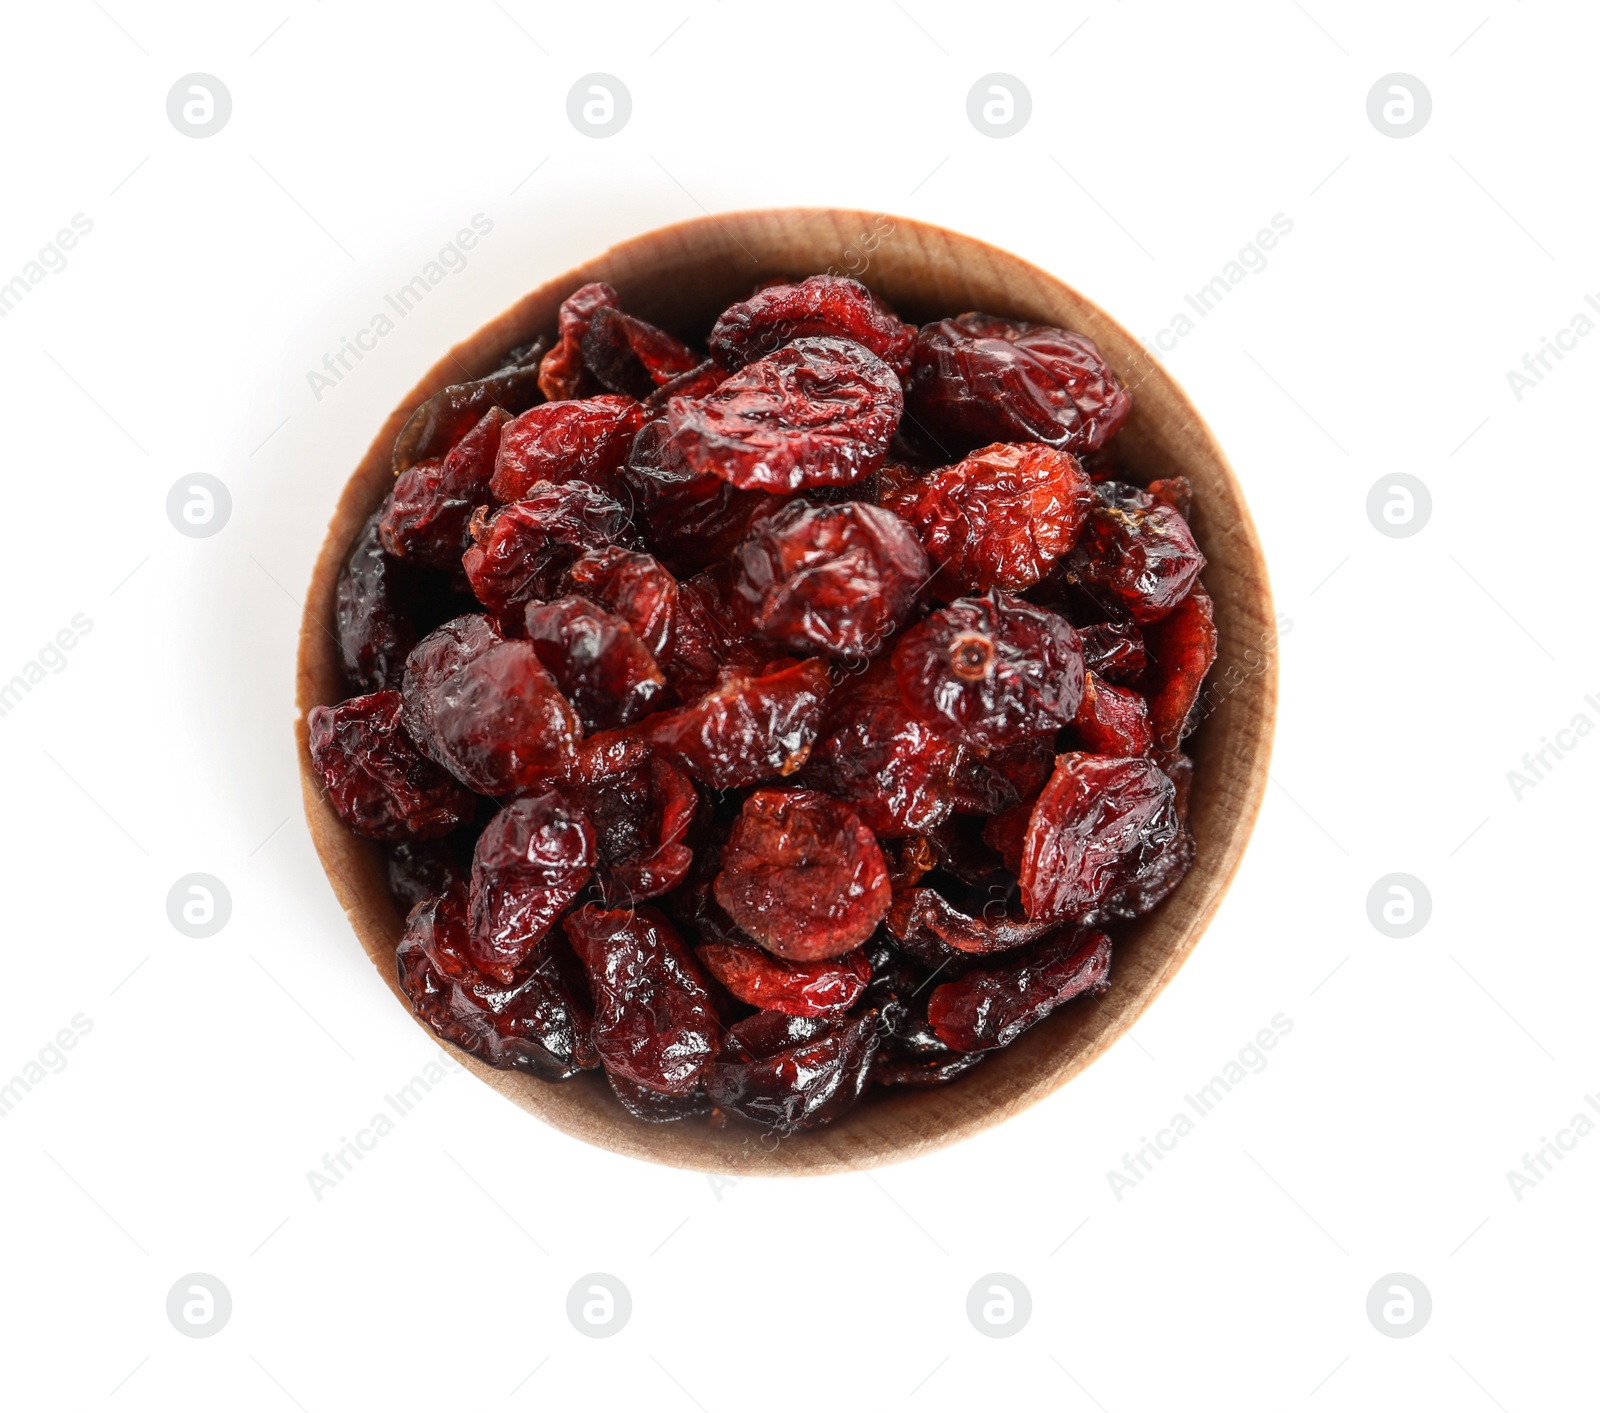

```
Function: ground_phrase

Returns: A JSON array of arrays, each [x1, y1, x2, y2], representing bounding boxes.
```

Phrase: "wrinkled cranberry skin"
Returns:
[[565, 905, 719, 1095], [400, 615, 581, 793], [397, 885, 597, 1080], [565, 752, 697, 905], [906, 314, 1131, 456], [466, 791, 596, 981], [928, 928, 1112, 1052], [714, 788, 891, 960], [731, 498, 929, 658], [391, 350, 545, 475], [563, 546, 678, 658], [661, 565, 765, 701], [697, 942, 871, 1016], [523, 594, 668, 731], [308, 691, 475, 841], [893, 589, 1085, 752], [803, 662, 959, 836], [645, 357, 728, 409], [382, 407, 510, 569], [705, 1009, 880, 1132], [710, 275, 916, 379], [887, 888, 1055, 957], [337, 505, 418, 693], [462, 481, 637, 618], [645, 657, 830, 790], [1073, 672, 1154, 756], [1066, 481, 1205, 625], [489, 395, 648, 503], [619, 419, 767, 577], [1143, 584, 1218, 752], [538, 282, 616, 402], [885, 442, 1093, 593], [667, 336, 903, 493], [581, 305, 699, 399], [1018, 754, 1184, 923], [1079, 620, 1148, 685]]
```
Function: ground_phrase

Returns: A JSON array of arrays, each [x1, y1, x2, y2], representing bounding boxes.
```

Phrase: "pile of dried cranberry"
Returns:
[[309, 273, 1217, 1134]]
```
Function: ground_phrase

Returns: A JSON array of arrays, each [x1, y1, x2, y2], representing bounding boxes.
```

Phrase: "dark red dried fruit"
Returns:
[[1065, 481, 1204, 625], [462, 481, 637, 618], [337, 505, 418, 692], [1147, 475, 1193, 518], [606, 1070, 711, 1123], [565, 905, 718, 1095], [1161, 751, 1194, 824], [661, 564, 766, 701], [645, 657, 830, 790], [887, 887, 1054, 956], [385, 839, 465, 914], [619, 419, 766, 576], [893, 589, 1084, 752], [382, 407, 510, 569], [398, 884, 596, 1079], [581, 304, 699, 399], [1018, 754, 1183, 923], [883, 441, 1092, 593], [308, 690, 475, 840], [538, 281, 617, 402], [523, 594, 668, 731], [645, 357, 729, 409], [1073, 671, 1153, 756], [391, 347, 545, 475], [803, 662, 959, 836], [714, 788, 890, 960], [709, 274, 915, 379], [489, 395, 648, 503], [666, 336, 902, 492], [705, 1009, 879, 1132], [565, 751, 697, 905], [927, 927, 1112, 1052], [906, 313, 1131, 456], [400, 615, 581, 793], [1079, 620, 1148, 685], [466, 791, 595, 981], [562, 546, 678, 658], [1142, 583, 1218, 752], [697, 942, 871, 1016], [731, 498, 929, 658]]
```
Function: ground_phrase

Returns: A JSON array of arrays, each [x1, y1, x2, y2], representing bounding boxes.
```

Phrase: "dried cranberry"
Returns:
[[462, 481, 637, 618], [709, 275, 915, 378], [337, 505, 418, 693], [565, 905, 718, 1096], [619, 419, 766, 576], [1148, 475, 1193, 518], [488, 395, 649, 503], [661, 564, 766, 701], [645, 358, 728, 409], [565, 752, 697, 905], [581, 304, 699, 399], [1065, 481, 1204, 625], [906, 313, 1130, 455], [731, 498, 929, 658], [382, 407, 510, 569], [400, 615, 581, 793], [1073, 672, 1154, 756], [884, 441, 1092, 593], [645, 657, 831, 790], [1079, 620, 1148, 684], [705, 1009, 879, 1132], [666, 336, 902, 492], [606, 1070, 711, 1123], [398, 884, 596, 1079], [1017, 754, 1182, 922], [1142, 583, 1218, 752], [696, 942, 871, 1016], [466, 791, 595, 981], [538, 282, 617, 401], [523, 595, 668, 731], [308, 690, 475, 840], [927, 928, 1112, 1051], [893, 589, 1084, 752], [562, 546, 678, 658], [385, 839, 464, 914], [392, 349, 545, 475], [713, 788, 890, 960], [886, 887, 1055, 956]]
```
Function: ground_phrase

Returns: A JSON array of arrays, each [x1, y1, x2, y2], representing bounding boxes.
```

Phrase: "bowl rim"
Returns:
[[295, 206, 1277, 1174]]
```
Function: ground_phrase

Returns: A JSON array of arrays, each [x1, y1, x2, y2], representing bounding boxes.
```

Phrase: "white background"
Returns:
[[1, 1, 1595, 1407]]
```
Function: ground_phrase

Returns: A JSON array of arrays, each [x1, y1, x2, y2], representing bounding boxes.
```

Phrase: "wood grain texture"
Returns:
[[295, 209, 1277, 1174]]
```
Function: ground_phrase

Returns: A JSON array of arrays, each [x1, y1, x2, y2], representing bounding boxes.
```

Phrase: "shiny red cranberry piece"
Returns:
[[892, 589, 1084, 752], [666, 336, 903, 493], [308, 690, 475, 841], [337, 504, 418, 693], [1073, 672, 1154, 756], [884, 441, 1092, 593], [1142, 583, 1218, 752], [581, 305, 699, 399], [714, 788, 891, 960], [564, 751, 697, 905], [1066, 481, 1204, 625], [731, 497, 928, 658], [906, 313, 1131, 456], [538, 281, 617, 401], [391, 348, 545, 474], [523, 595, 668, 731], [618, 419, 767, 577], [381, 406, 510, 569], [565, 905, 719, 1096], [709, 274, 916, 378], [927, 927, 1112, 1052], [660, 564, 765, 701], [489, 395, 648, 503], [705, 1009, 880, 1132], [562, 546, 678, 658], [1079, 620, 1148, 684], [886, 888, 1055, 957], [696, 942, 871, 1016]]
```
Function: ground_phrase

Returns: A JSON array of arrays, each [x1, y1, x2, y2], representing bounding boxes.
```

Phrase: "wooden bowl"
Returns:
[[296, 209, 1276, 1174]]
